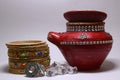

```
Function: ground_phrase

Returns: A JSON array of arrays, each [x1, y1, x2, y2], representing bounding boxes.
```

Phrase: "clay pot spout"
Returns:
[[47, 32, 60, 45]]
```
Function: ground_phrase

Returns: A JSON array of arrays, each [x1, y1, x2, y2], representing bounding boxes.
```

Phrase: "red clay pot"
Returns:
[[47, 10, 113, 71]]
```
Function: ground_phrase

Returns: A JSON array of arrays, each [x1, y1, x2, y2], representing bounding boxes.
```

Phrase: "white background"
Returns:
[[0, 0, 120, 80]]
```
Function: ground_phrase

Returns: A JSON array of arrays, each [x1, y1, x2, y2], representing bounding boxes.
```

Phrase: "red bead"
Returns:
[[21, 63, 26, 67], [29, 53, 36, 57]]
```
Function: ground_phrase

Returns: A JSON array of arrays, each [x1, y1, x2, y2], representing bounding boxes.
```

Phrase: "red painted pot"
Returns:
[[47, 10, 113, 71]]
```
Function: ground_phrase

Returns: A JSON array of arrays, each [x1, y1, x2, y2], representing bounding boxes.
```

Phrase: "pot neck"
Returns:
[[66, 22, 105, 32]]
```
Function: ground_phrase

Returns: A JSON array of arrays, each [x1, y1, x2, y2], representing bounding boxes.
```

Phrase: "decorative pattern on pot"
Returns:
[[60, 40, 113, 45], [67, 22, 105, 32]]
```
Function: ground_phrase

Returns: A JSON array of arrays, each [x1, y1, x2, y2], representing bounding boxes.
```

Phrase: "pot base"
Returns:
[[77, 65, 101, 71], [59, 44, 112, 71]]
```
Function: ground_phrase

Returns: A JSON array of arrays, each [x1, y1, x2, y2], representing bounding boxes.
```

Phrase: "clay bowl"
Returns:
[[64, 10, 107, 22]]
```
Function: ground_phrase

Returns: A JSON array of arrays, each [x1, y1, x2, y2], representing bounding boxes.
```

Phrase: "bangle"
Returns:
[[6, 40, 50, 74]]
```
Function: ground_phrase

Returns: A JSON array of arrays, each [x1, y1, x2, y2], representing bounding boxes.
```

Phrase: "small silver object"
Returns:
[[46, 62, 78, 77], [25, 62, 45, 77], [80, 33, 87, 40]]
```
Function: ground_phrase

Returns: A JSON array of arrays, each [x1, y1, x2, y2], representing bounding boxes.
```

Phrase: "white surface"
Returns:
[[0, 0, 120, 80]]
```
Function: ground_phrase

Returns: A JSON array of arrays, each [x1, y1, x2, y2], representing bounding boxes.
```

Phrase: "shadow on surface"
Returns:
[[0, 64, 9, 73], [0, 58, 119, 74], [79, 58, 119, 73]]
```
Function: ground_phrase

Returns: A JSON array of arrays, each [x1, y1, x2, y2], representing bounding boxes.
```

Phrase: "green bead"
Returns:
[[47, 59, 50, 62], [44, 51, 47, 54], [20, 53, 26, 57]]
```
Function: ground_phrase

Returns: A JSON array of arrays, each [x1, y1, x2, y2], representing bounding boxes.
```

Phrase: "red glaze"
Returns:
[[64, 10, 107, 22], [48, 10, 113, 71], [48, 32, 112, 70]]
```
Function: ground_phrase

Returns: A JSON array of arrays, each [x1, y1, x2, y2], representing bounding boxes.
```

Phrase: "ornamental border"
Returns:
[[67, 25, 104, 32], [66, 22, 105, 25], [60, 40, 113, 45]]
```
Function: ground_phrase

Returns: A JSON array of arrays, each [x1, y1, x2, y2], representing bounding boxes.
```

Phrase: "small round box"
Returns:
[[6, 40, 50, 74]]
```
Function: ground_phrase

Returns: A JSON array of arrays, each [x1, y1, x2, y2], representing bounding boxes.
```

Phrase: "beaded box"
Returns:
[[6, 40, 50, 74]]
